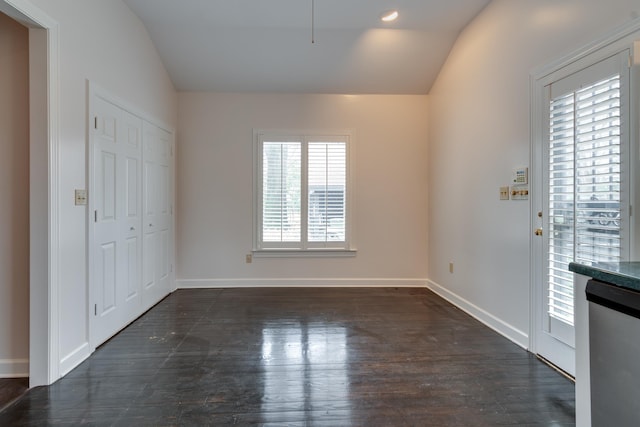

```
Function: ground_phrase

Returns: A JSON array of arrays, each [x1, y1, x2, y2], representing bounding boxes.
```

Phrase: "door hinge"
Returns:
[[94, 116, 98, 130], [94, 304, 97, 316], [94, 210, 98, 222]]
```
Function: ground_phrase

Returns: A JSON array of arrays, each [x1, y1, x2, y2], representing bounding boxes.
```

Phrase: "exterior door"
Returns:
[[142, 122, 172, 309], [534, 51, 630, 375], [91, 96, 143, 345]]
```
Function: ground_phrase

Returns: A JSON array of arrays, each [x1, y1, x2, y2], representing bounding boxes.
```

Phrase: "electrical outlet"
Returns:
[[246, 254, 252, 264]]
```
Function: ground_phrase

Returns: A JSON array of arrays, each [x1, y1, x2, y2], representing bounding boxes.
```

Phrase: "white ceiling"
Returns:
[[124, 0, 491, 94]]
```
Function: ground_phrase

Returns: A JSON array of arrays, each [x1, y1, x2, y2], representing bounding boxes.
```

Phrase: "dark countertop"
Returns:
[[569, 261, 640, 292]]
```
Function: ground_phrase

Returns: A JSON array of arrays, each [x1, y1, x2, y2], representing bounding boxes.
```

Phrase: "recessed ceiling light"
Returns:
[[381, 10, 399, 22]]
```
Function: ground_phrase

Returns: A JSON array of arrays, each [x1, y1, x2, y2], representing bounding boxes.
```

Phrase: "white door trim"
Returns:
[[1, 0, 61, 386]]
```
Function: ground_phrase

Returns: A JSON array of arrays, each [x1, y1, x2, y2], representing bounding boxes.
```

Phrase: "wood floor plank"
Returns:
[[0, 378, 28, 412], [0, 288, 575, 426]]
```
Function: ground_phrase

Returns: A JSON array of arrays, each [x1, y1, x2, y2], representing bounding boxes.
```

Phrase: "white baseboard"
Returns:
[[59, 342, 91, 377], [177, 278, 428, 288], [0, 358, 29, 378], [426, 279, 529, 350]]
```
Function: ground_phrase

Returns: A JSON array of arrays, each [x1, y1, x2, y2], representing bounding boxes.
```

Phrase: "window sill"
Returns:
[[253, 249, 357, 258]]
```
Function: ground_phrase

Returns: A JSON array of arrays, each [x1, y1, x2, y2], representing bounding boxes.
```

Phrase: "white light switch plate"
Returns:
[[75, 189, 87, 205], [510, 186, 529, 200], [500, 186, 510, 200]]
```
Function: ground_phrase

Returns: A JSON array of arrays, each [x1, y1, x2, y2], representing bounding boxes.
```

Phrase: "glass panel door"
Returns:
[[537, 51, 629, 375]]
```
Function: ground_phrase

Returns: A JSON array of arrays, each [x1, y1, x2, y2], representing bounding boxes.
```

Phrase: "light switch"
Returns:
[[510, 186, 529, 200], [500, 186, 510, 200], [75, 189, 87, 206]]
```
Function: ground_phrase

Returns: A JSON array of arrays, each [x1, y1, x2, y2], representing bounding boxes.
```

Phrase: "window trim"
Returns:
[[252, 129, 356, 256]]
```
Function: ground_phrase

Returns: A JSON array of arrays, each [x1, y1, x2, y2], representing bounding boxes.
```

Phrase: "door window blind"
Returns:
[[547, 74, 622, 325]]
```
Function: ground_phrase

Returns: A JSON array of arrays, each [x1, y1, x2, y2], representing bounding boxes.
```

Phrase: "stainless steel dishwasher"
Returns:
[[586, 279, 640, 427]]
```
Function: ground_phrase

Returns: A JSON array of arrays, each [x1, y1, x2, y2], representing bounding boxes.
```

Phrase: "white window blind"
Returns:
[[262, 142, 301, 243], [548, 74, 622, 325], [255, 132, 351, 252], [308, 142, 346, 242]]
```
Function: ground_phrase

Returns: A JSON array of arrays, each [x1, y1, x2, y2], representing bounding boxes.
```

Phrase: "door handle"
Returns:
[[534, 228, 543, 236]]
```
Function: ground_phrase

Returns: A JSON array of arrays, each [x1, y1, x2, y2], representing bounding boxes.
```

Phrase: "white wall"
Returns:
[[177, 93, 428, 286], [27, 0, 177, 376], [428, 0, 640, 345], [0, 12, 29, 378]]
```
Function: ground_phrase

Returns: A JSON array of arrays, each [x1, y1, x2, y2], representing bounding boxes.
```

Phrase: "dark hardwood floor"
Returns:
[[0, 378, 28, 412], [0, 288, 575, 426]]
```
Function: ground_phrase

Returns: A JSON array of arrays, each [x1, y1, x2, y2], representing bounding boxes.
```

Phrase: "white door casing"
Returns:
[[0, 0, 61, 387]]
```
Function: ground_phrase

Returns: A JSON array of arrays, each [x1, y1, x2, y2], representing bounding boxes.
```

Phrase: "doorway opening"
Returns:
[[0, 0, 60, 387]]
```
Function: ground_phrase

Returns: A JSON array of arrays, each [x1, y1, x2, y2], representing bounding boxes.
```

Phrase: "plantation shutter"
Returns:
[[308, 142, 347, 242], [262, 141, 301, 243], [547, 73, 623, 326], [574, 76, 622, 261]]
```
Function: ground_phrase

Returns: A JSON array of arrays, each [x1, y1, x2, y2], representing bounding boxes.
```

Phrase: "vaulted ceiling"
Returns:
[[124, 0, 491, 94]]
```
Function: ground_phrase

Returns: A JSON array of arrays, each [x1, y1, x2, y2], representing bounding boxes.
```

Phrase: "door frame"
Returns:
[[529, 19, 640, 360], [0, 0, 60, 386]]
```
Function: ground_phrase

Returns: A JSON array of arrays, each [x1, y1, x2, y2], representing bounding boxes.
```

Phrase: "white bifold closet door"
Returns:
[[142, 121, 172, 310], [91, 93, 172, 347], [92, 96, 144, 346]]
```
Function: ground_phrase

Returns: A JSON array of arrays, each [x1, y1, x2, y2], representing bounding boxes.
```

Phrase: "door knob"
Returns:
[[534, 228, 543, 236]]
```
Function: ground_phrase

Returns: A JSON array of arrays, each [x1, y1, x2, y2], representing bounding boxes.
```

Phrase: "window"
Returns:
[[254, 130, 354, 254]]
